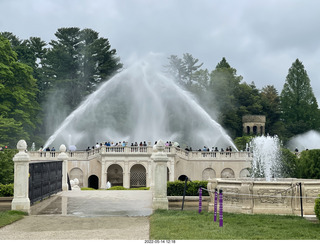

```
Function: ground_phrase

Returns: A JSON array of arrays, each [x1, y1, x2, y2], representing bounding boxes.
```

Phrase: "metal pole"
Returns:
[[299, 182, 303, 217], [181, 176, 188, 211]]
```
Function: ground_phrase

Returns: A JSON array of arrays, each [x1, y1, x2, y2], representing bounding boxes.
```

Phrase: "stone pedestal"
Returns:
[[11, 140, 30, 214], [58, 144, 69, 191], [152, 140, 168, 210]]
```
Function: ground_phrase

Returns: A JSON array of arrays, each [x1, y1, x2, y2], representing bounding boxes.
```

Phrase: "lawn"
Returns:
[[0, 210, 27, 228], [149, 210, 320, 240]]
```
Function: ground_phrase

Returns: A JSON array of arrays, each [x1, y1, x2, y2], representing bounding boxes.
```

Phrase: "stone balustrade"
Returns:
[[28, 145, 251, 161]]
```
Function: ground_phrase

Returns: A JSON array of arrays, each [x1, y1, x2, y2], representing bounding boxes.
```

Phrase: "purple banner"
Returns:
[[219, 190, 223, 227], [214, 189, 218, 222], [198, 187, 202, 213]]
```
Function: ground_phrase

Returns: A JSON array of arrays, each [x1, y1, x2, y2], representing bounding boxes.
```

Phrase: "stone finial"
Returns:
[[155, 139, 165, 151], [59, 144, 67, 152], [17, 140, 27, 152]]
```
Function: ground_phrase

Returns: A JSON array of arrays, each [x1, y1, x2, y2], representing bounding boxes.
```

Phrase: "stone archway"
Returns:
[[130, 164, 146, 188], [107, 164, 123, 186], [178, 175, 188, 181], [202, 168, 216, 180], [221, 168, 235, 178], [69, 167, 84, 187], [240, 168, 250, 178], [88, 175, 99, 189]]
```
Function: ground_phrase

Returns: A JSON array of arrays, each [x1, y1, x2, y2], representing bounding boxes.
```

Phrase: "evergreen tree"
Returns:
[[0, 36, 40, 147], [280, 59, 320, 137]]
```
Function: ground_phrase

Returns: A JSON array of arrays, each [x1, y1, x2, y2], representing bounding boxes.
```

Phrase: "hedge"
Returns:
[[0, 184, 14, 197], [315, 194, 320, 221], [167, 180, 209, 196]]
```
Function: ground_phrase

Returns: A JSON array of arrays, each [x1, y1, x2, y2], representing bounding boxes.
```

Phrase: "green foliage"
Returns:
[[280, 148, 298, 178], [167, 180, 209, 196], [107, 186, 127, 190], [315, 195, 320, 221], [0, 184, 14, 197], [234, 135, 254, 151], [280, 59, 320, 137], [0, 149, 17, 184], [0, 35, 40, 147], [296, 149, 320, 179]]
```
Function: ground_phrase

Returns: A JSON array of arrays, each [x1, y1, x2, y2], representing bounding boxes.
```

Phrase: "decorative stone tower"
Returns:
[[151, 139, 168, 210], [242, 115, 266, 135], [11, 140, 30, 213]]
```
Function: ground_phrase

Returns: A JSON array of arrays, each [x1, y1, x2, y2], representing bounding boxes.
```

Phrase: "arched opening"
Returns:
[[240, 168, 250, 178], [253, 126, 257, 135], [69, 167, 84, 187], [178, 175, 188, 181], [88, 175, 99, 189], [202, 168, 216, 180], [107, 164, 123, 186], [221, 168, 235, 178], [130, 164, 146, 188], [246, 126, 251, 134]]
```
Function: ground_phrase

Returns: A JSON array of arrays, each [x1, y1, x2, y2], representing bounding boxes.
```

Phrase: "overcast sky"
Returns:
[[2, 0, 320, 101]]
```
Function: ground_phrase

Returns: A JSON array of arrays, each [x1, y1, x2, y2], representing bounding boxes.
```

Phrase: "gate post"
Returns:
[[151, 139, 168, 210], [58, 144, 69, 191], [11, 140, 30, 214]]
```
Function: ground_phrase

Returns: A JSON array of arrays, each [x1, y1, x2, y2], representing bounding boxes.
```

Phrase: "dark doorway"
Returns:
[[88, 175, 99, 189], [178, 175, 188, 181]]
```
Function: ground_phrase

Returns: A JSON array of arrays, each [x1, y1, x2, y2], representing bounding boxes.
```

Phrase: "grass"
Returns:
[[0, 210, 27, 228], [149, 210, 320, 240]]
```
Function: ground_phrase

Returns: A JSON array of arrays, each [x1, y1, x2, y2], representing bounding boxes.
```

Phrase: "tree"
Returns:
[[296, 149, 320, 179], [209, 57, 243, 137], [280, 59, 320, 137], [43, 27, 123, 111], [0, 149, 17, 185], [0, 36, 40, 147]]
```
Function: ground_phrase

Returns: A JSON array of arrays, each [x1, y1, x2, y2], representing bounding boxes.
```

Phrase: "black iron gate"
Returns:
[[29, 161, 62, 205]]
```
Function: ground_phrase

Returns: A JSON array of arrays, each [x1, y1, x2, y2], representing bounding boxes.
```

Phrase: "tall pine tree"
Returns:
[[280, 59, 320, 137]]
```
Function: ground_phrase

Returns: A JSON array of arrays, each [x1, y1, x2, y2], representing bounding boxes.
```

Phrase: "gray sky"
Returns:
[[2, 0, 320, 101]]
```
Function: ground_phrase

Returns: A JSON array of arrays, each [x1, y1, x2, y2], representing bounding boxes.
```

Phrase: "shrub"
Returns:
[[315, 194, 320, 221], [107, 186, 127, 190], [0, 184, 14, 197], [167, 180, 209, 196]]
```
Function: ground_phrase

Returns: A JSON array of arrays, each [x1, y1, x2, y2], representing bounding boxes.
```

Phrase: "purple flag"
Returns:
[[219, 190, 223, 227], [214, 189, 218, 222], [198, 187, 202, 213]]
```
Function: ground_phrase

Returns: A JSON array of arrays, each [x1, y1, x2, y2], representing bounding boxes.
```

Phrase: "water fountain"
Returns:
[[287, 130, 320, 151], [208, 134, 320, 215], [250, 135, 282, 181], [43, 55, 236, 151]]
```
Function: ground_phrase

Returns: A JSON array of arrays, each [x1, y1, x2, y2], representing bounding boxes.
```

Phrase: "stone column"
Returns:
[[123, 162, 130, 188], [58, 144, 69, 191], [240, 181, 253, 214], [100, 161, 106, 189], [151, 139, 168, 210], [11, 140, 30, 214]]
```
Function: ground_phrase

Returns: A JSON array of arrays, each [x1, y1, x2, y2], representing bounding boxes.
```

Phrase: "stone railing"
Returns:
[[28, 146, 251, 161], [207, 178, 320, 215]]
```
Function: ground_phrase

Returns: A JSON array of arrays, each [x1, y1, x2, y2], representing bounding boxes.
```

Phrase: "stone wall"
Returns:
[[207, 178, 320, 215]]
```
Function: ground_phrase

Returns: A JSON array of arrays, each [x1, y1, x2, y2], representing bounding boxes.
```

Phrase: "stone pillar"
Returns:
[[123, 162, 130, 188], [100, 161, 106, 189], [240, 181, 253, 214], [11, 140, 30, 214], [58, 144, 69, 191], [151, 139, 168, 210]]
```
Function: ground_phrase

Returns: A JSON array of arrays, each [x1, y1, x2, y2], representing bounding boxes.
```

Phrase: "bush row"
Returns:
[[315, 195, 320, 221], [0, 184, 14, 197], [167, 180, 209, 196]]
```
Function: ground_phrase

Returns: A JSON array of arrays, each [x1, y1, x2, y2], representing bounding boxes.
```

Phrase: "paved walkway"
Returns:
[[0, 190, 152, 240]]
